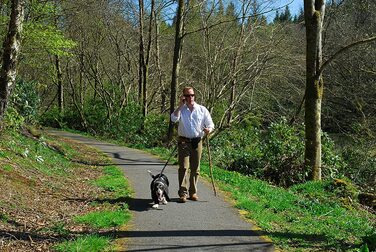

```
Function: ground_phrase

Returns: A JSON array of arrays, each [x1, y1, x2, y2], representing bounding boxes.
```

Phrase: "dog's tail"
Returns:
[[147, 170, 154, 178]]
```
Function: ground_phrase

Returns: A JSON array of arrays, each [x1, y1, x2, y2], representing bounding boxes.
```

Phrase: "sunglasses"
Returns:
[[184, 94, 195, 97]]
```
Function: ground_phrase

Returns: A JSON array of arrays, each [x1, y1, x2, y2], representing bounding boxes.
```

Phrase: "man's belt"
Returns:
[[178, 136, 202, 143]]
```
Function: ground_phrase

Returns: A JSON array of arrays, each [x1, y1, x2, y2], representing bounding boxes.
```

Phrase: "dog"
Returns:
[[148, 170, 170, 209]]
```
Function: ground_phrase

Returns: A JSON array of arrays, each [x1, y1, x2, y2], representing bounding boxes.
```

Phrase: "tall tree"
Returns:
[[167, 0, 185, 141], [138, 0, 146, 114], [304, 0, 376, 180], [0, 0, 25, 119], [303, 0, 326, 180]]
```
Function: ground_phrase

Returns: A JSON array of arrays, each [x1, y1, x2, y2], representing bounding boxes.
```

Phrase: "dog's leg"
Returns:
[[152, 203, 159, 209]]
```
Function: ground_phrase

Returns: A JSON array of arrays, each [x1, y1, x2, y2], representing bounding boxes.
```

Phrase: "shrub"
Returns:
[[340, 139, 376, 192], [210, 118, 346, 187], [38, 106, 65, 128], [261, 119, 307, 186], [108, 102, 143, 140], [141, 113, 169, 147], [10, 79, 40, 124], [2, 107, 25, 130], [209, 124, 262, 176]]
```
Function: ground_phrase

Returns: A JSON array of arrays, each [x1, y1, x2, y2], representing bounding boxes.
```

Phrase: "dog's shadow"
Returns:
[[67, 197, 206, 212], [128, 197, 184, 211]]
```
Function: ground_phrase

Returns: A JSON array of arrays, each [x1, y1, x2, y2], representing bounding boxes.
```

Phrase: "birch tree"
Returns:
[[304, 0, 376, 180], [0, 0, 25, 119]]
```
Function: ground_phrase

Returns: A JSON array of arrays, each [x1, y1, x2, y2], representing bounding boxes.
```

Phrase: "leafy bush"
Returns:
[[111, 102, 144, 140], [321, 132, 347, 179], [2, 107, 25, 130], [340, 139, 376, 192], [38, 106, 65, 128], [209, 123, 262, 176], [141, 113, 169, 147], [210, 118, 345, 187], [10, 79, 40, 124], [261, 119, 307, 186]]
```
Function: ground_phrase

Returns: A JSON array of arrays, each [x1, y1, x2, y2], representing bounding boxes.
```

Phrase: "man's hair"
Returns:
[[182, 86, 194, 94]]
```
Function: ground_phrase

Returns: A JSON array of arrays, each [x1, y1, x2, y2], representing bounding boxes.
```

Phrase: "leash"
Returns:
[[159, 144, 178, 176]]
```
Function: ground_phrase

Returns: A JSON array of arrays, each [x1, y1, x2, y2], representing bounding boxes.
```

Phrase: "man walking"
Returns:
[[171, 87, 214, 203]]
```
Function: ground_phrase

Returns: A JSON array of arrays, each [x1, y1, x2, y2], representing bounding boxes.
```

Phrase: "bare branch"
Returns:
[[317, 35, 376, 78]]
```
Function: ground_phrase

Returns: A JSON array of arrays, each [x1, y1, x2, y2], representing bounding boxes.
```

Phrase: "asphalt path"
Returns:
[[47, 130, 274, 252]]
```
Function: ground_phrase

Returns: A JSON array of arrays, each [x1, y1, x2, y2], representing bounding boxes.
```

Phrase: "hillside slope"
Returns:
[[0, 128, 114, 251]]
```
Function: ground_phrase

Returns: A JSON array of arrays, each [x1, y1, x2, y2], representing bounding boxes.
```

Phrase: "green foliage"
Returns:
[[74, 208, 131, 229], [1, 131, 72, 176], [43, 101, 168, 148], [10, 79, 40, 124], [53, 235, 112, 252], [38, 106, 65, 129], [198, 164, 376, 251], [23, 2, 76, 57], [135, 113, 169, 148], [273, 6, 293, 23], [2, 164, 13, 171], [210, 118, 345, 187], [43, 222, 69, 236], [0, 213, 9, 223], [2, 107, 24, 130], [95, 166, 131, 197], [261, 119, 306, 186], [321, 132, 347, 178], [340, 139, 376, 192], [209, 124, 263, 177], [362, 232, 376, 252], [110, 102, 144, 140]]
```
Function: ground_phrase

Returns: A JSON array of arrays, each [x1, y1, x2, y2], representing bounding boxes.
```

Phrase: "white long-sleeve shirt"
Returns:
[[171, 103, 214, 138]]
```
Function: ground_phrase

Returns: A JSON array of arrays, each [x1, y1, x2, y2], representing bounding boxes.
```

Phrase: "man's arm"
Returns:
[[171, 95, 186, 122], [203, 107, 214, 135]]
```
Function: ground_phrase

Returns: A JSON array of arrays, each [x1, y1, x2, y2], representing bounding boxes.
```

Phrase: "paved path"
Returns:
[[47, 130, 274, 252]]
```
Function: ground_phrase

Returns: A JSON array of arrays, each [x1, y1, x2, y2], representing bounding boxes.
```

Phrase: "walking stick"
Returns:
[[205, 135, 217, 196]]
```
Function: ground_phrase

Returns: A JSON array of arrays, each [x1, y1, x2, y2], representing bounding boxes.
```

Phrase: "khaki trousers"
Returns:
[[178, 139, 202, 197]]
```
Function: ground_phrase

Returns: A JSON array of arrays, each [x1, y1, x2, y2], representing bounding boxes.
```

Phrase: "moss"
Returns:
[[325, 178, 358, 200]]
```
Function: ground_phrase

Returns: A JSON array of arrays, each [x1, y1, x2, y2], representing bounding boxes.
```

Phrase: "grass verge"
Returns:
[[53, 235, 112, 252], [0, 127, 132, 251]]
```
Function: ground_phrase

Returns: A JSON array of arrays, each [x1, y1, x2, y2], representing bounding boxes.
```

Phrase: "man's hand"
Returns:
[[179, 95, 186, 106], [203, 128, 211, 135]]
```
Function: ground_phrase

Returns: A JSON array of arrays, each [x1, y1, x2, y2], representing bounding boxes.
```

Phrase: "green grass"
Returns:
[[53, 235, 112, 252], [199, 163, 375, 251], [95, 166, 132, 197], [1, 164, 13, 171], [41, 222, 70, 236], [1, 129, 132, 251], [1, 131, 72, 176], [74, 209, 131, 229]]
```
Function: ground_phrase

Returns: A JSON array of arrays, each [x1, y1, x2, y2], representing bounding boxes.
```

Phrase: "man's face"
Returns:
[[183, 89, 195, 105]]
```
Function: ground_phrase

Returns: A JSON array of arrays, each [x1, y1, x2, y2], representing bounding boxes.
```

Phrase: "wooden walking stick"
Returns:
[[205, 135, 217, 196]]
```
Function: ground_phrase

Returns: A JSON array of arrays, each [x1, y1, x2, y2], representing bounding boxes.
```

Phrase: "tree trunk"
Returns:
[[167, 0, 185, 142], [55, 55, 64, 115], [142, 0, 155, 118], [0, 0, 24, 119], [138, 0, 145, 109], [304, 0, 325, 180]]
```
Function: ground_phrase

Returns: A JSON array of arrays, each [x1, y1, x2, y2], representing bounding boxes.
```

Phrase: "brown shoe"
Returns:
[[189, 194, 198, 201], [178, 196, 187, 203]]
